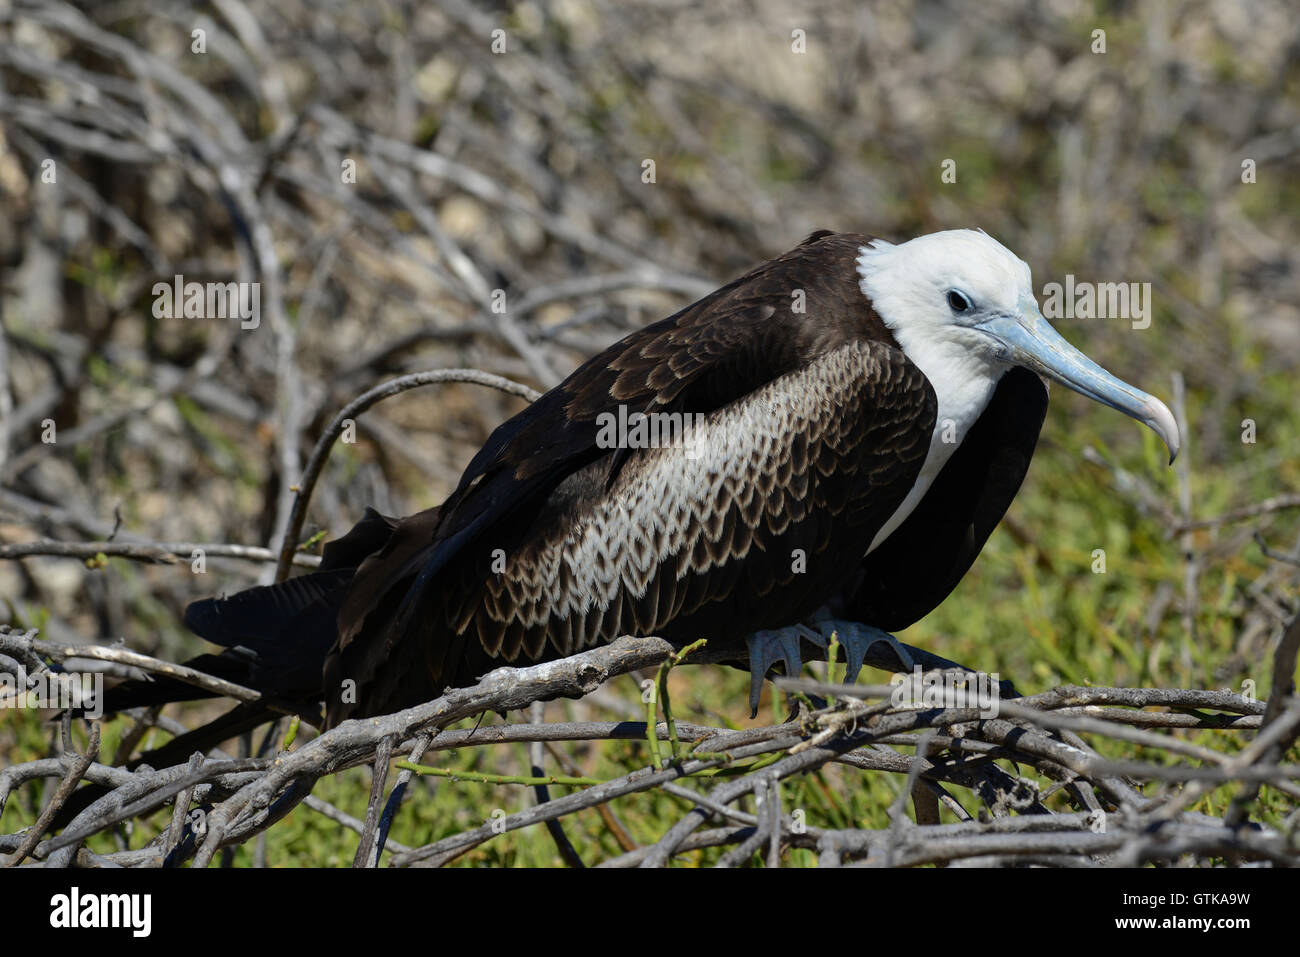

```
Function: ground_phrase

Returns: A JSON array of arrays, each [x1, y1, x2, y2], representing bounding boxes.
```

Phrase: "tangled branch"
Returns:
[[2, 618, 1295, 868]]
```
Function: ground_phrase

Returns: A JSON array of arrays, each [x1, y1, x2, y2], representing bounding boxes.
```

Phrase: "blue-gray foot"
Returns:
[[744, 619, 913, 716]]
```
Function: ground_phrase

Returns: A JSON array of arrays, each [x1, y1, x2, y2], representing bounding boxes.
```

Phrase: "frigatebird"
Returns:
[[102, 228, 1179, 760]]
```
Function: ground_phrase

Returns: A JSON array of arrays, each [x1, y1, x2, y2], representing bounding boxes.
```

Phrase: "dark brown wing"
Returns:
[[845, 366, 1048, 630], [327, 232, 931, 722]]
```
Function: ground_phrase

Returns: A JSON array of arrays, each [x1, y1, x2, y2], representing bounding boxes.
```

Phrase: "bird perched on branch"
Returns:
[[101, 228, 1179, 764]]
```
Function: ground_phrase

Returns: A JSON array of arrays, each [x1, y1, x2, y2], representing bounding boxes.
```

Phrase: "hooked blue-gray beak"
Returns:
[[980, 298, 1181, 464]]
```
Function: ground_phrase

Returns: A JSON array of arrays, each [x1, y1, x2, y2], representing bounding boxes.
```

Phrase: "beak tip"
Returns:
[[1143, 397, 1181, 467]]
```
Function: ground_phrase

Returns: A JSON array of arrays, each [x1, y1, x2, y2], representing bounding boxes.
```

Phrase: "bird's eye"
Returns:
[[947, 290, 971, 313]]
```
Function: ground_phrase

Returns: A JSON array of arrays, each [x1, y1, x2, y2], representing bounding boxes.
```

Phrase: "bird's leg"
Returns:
[[744, 616, 915, 717], [802, 618, 914, 685], [745, 624, 824, 717]]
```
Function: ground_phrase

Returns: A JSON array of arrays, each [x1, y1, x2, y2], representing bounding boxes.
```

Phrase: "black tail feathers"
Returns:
[[50, 509, 398, 835], [101, 507, 397, 717], [99, 566, 351, 716]]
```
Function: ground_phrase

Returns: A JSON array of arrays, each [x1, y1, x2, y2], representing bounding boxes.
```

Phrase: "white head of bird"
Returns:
[[857, 228, 1180, 464]]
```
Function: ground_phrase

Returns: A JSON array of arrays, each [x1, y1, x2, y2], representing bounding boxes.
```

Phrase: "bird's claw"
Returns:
[[745, 619, 913, 717], [746, 625, 821, 717], [808, 619, 914, 685]]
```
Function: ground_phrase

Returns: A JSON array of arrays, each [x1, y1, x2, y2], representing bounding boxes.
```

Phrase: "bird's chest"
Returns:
[[867, 355, 1004, 553]]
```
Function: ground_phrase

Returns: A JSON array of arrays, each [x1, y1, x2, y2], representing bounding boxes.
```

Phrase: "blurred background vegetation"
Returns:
[[1, 0, 1297, 864]]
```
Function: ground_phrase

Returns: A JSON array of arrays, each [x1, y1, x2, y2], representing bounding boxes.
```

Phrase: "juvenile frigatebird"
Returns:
[[102, 228, 1179, 759]]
